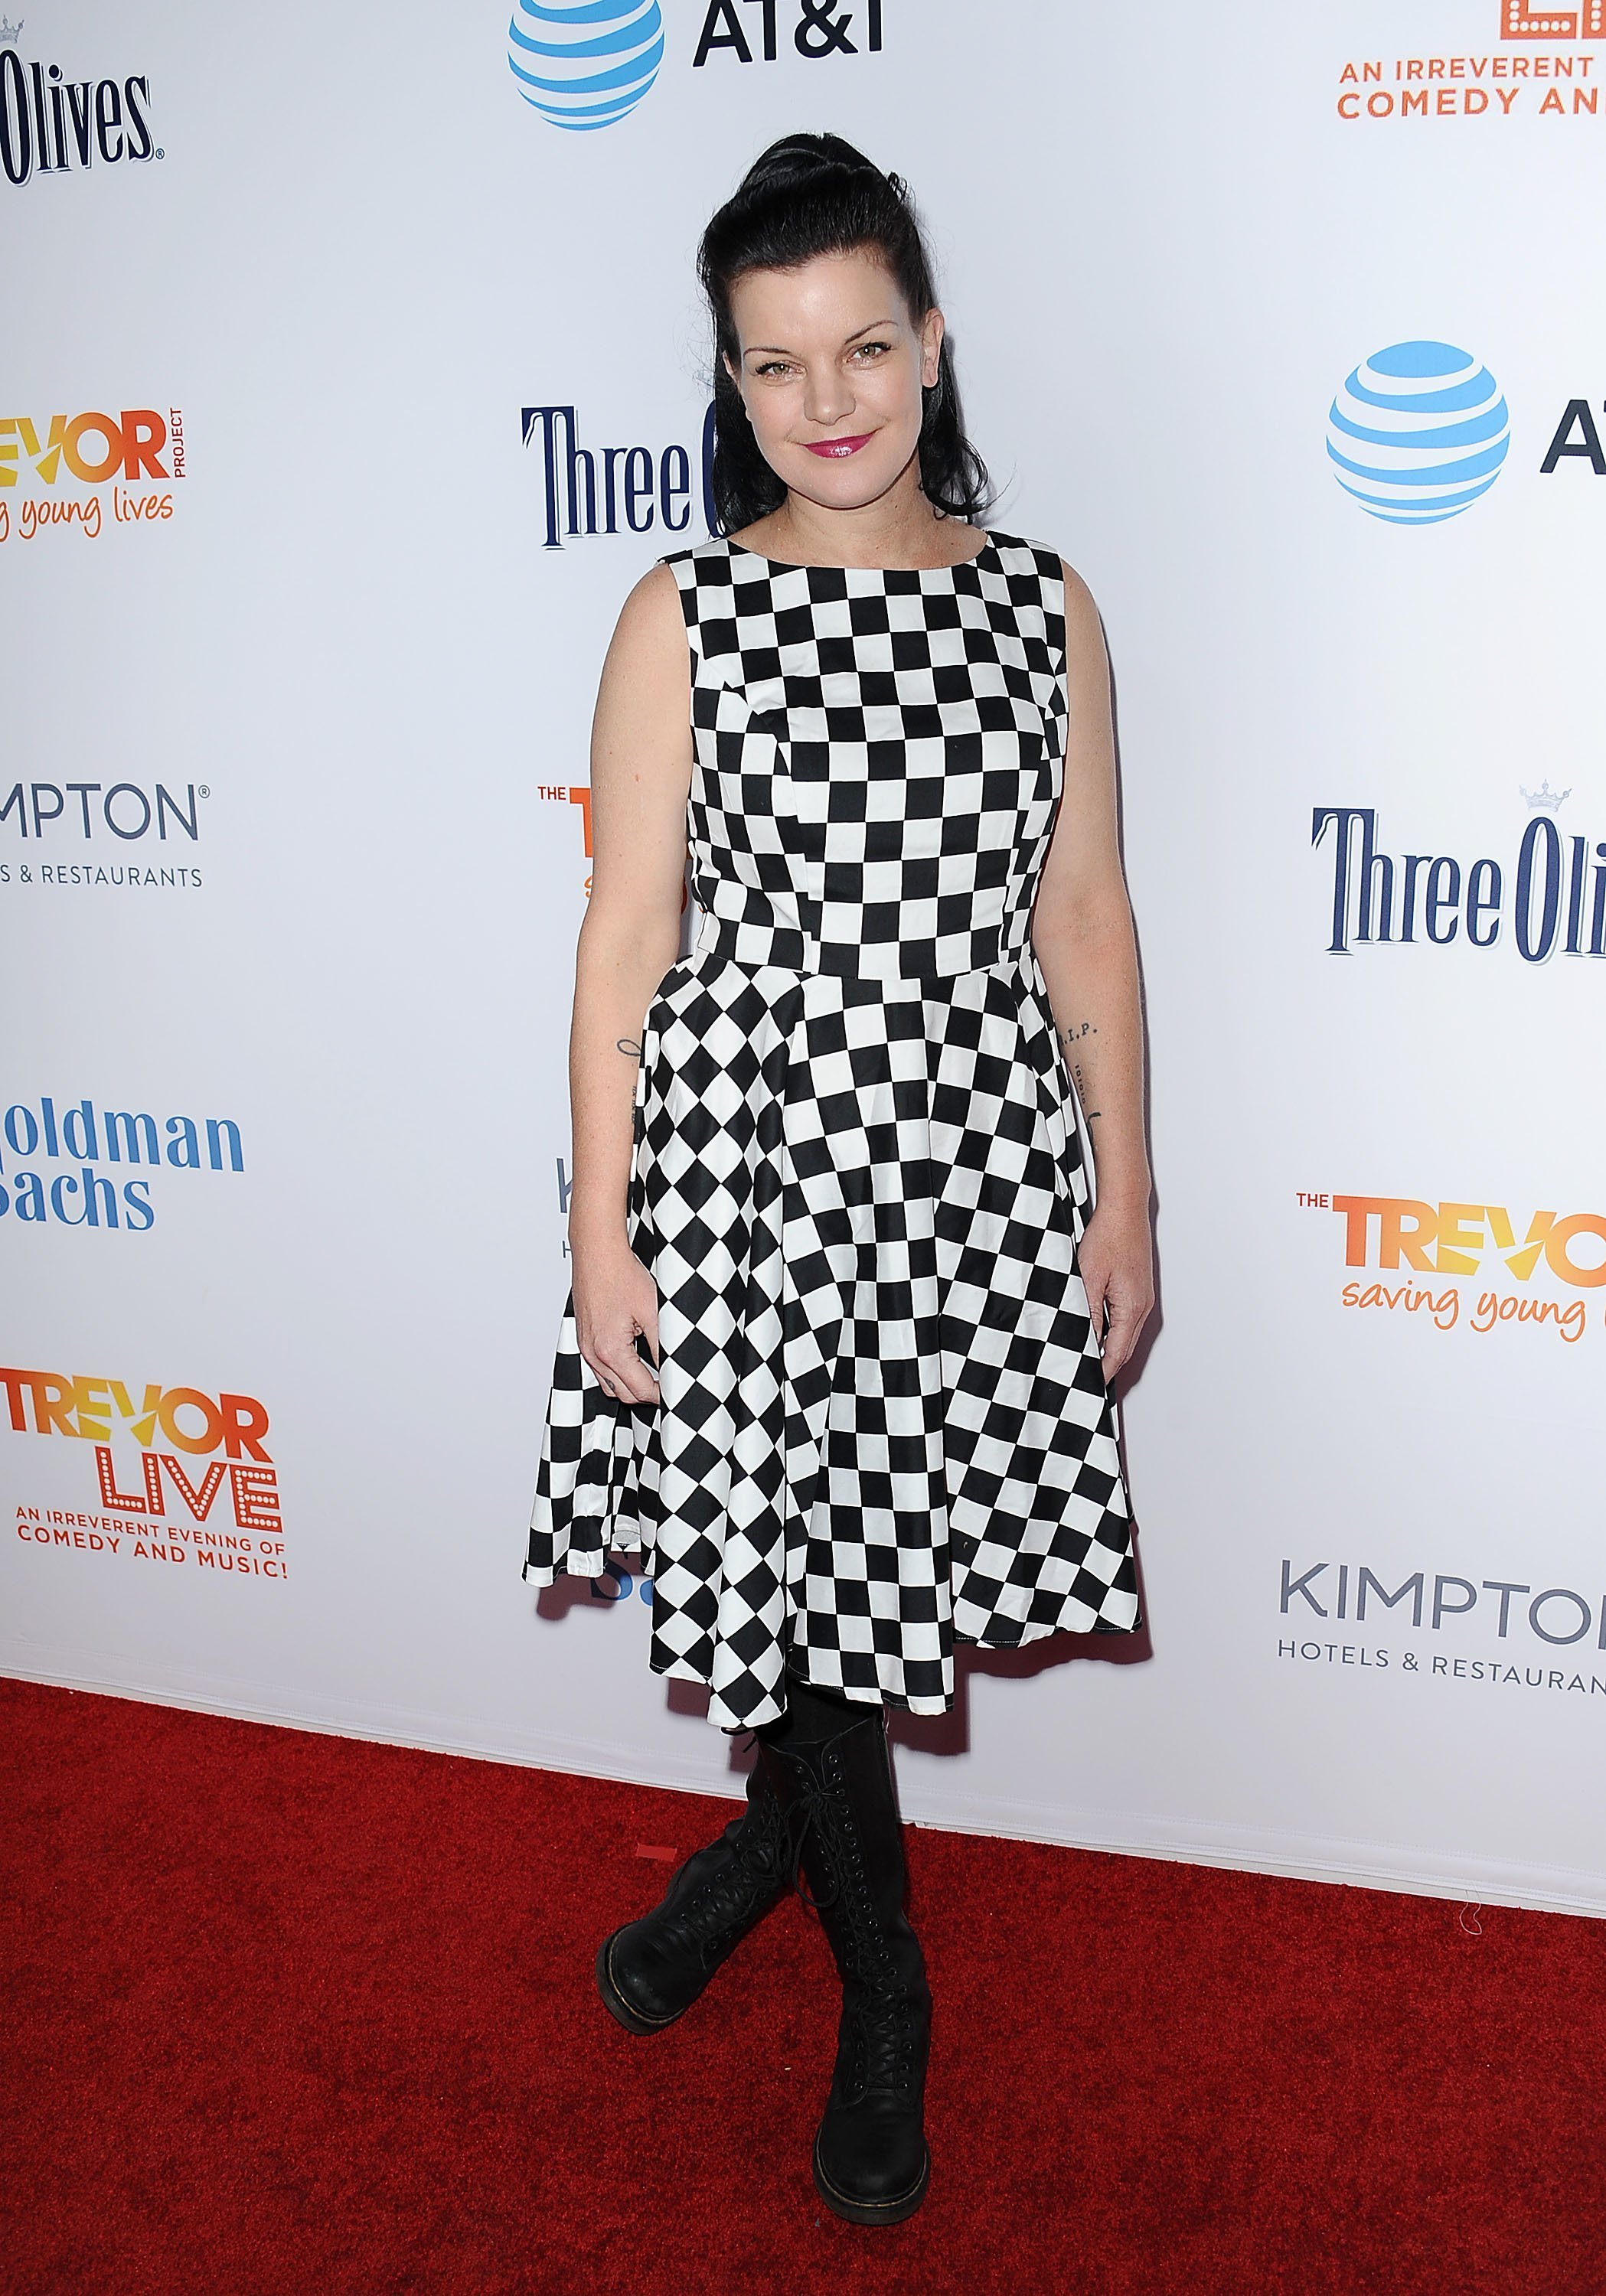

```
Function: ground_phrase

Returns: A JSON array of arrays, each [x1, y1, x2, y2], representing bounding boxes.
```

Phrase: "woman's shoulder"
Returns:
[[658, 533, 740, 579], [984, 532, 1081, 592], [603, 559, 691, 668], [651, 534, 747, 627], [984, 529, 1056, 566], [991, 533, 1101, 625]]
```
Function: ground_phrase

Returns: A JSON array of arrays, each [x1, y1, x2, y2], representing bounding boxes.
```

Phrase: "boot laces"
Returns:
[[775, 1766, 841, 1915], [851, 1985, 916, 2095], [655, 1805, 788, 1965], [778, 1762, 917, 2094]]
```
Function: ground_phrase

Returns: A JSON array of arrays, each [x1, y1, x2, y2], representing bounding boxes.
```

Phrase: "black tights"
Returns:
[[758, 1670, 880, 1750], [753, 1672, 906, 1875]]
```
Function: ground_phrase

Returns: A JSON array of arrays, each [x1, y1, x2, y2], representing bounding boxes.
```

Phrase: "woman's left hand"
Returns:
[[1077, 1198, 1155, 1383]]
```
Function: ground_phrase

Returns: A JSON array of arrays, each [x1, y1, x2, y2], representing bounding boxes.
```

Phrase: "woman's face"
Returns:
[[726, 246, 944, 515]]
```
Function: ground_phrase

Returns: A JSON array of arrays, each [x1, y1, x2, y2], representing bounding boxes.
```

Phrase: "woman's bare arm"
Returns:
[[1030, 563, 1154, 1380], [564, 564, 693, 1404]]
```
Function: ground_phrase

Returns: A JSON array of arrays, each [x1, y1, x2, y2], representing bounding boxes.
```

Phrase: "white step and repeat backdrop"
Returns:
[[4, 2, 1603, 1915]]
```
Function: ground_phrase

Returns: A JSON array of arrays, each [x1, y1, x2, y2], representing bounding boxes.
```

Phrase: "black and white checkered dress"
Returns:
[[527, 533, 1140, 1731]]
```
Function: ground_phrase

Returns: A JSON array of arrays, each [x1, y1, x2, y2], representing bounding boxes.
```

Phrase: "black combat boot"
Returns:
[[759, 1680, 932, 2225], [595, 1760, 790, 2033]]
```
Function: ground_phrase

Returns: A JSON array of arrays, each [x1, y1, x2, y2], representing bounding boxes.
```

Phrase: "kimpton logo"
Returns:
[[1280, 1559, 1606, 1660], [1327, 343, 1510, 524], [1, 779, 202, 842]]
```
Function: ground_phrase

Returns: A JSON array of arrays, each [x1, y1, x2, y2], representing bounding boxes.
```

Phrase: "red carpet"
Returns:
[[2, 1679, 1601, 2295]]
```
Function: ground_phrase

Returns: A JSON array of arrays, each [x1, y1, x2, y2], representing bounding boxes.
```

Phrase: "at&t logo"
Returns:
[[508, 0, 663, 133], [691, 0, 882, 65], [1327, 342, 1510, 523], [508, 0, 883, 134]]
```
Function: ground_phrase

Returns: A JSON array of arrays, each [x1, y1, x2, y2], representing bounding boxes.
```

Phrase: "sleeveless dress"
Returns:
[[527, 532, 1141, 1732]]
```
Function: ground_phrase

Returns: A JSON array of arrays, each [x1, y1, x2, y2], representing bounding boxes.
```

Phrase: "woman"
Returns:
[[527, 132, 1152, 2227]]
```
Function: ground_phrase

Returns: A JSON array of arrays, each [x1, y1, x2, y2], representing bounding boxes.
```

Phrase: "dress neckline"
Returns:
[[723, 530, 999, 579]]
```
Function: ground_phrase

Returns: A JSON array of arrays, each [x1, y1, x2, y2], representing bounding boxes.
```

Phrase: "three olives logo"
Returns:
[[1327, 341, 1510, 524], [507, 0, 664, 132], [0, 17, 160, 187]]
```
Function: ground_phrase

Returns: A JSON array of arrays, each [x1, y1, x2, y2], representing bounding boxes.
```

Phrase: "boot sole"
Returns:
[[594, 1930, 687, 2037], [812, 2132, 930, 2226]]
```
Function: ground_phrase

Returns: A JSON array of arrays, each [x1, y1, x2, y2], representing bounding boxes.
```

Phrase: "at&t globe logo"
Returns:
[[1327, 341, 1510, 525], [508, 0, 664, 132]]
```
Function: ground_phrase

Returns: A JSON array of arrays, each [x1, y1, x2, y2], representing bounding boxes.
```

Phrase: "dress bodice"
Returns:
[[665, 534, 1069, 983]]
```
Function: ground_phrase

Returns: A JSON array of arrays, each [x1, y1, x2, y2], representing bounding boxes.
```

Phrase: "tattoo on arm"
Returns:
[[616, 1038, 642, 1059], [1059, 1022, 1102, 1122]]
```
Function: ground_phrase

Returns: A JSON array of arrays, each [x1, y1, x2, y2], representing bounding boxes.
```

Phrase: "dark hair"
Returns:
[[697, 131, 991, 537]]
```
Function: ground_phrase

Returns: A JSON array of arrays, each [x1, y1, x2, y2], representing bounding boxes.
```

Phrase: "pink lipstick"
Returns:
[[803, 433, 874, 459]]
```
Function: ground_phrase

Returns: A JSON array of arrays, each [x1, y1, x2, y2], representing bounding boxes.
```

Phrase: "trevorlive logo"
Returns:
[[1322, 1196, 1606, 1287], [1334, 8, 1606, 118], [1501, 2, 1606, 32], [2, 1367, 281, 1535]]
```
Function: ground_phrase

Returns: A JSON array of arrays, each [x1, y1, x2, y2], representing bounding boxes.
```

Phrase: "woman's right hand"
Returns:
[[571, 1237, 661, 1405]]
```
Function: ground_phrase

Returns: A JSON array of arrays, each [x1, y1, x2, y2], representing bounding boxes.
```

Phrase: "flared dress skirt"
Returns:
[[527, 533, 1141, 1731]]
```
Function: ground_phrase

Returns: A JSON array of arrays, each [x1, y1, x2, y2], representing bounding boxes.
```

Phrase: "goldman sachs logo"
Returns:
[[521, 403, 718, 550]]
